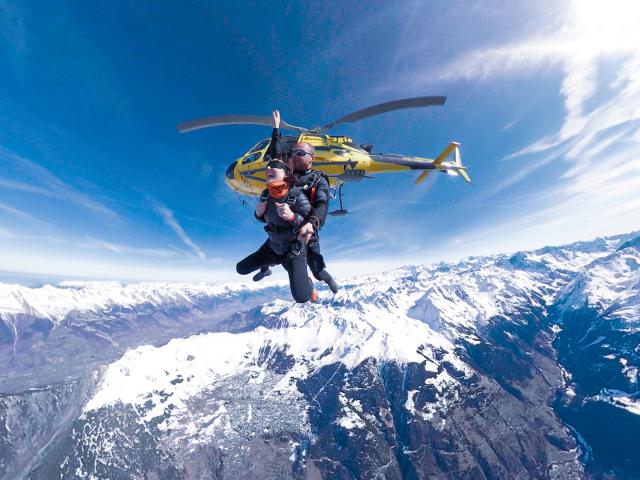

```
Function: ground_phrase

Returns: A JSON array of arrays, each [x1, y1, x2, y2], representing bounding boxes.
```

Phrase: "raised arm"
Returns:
[[267, 109, 283, 159]]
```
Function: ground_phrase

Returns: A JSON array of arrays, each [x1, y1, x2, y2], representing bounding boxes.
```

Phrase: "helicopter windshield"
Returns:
[[226, 161, 237, 179], [248, 138, 270, 154], [241, 138, 271, 164]]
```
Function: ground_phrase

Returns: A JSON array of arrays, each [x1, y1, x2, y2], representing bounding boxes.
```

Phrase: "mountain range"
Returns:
[[1, 231, 639, 479]]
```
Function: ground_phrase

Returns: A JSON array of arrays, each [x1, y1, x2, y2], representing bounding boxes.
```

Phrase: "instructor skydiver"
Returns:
[[236, 158, 316, 303], [252, 110, 339, 294]]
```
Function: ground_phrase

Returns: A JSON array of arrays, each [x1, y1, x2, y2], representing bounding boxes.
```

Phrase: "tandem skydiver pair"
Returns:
[[177, 97, 472, 303], [235, 110, 338, 303]]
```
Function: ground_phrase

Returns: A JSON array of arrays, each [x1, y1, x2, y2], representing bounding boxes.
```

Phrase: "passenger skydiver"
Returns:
[[252, 110, 339, 294], [235, 158, 317, 303]]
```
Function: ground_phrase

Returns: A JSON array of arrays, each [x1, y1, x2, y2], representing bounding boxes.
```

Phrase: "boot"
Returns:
[[310, 289, 319, 302], [317, 270, 339, 294], [253, 266, 272, 282]]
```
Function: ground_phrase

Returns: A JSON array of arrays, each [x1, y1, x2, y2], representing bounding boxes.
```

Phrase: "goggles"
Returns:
[[286, 149, 312, 159]]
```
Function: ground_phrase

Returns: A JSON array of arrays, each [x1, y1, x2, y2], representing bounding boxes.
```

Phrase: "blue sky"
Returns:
[[0, 0, 639, 282]]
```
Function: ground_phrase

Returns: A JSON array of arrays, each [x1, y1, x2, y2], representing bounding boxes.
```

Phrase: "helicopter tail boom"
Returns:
[[415, 142, 471, 184]]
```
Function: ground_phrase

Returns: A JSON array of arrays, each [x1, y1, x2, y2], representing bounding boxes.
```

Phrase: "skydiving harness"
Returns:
[[261, 186, 305, 257], [298, 170, 329, 234], [299, 170, 329, 206]]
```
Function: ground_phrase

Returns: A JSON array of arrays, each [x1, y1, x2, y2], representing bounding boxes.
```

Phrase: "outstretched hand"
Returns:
[[275, 202, 294, 222], [298, 223, 314, 243], [272, 110, 281, 129]]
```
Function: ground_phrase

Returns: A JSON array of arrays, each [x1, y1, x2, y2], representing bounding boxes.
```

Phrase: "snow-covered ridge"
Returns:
[[557, 246, 640, 321], [80, 233, 639, 433], [82, 281, 478, 447], [1, 232, 634, 325], [0, 279, 284, 324], [3, 231, 638, 475]]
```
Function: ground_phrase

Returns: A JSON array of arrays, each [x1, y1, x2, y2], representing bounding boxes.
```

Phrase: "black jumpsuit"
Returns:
[[235, 186, 314, 303], [269, 128, 334, 284]]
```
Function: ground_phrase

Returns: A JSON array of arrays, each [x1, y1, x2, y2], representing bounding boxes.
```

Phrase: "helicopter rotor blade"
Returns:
[[178, 115, 270, 133], [177, 115, 309, 133], [280, 119, 310, 133], [318, 96, 446, 132]]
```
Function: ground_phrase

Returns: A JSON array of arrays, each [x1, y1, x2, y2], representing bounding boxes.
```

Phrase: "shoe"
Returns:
[[317, 270, 339, 294], [310, 289, 319, 302], [325, 276, 339, 294], [252, 267, 272, 282]]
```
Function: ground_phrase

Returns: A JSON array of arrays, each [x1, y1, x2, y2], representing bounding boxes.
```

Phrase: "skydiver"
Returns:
[[235, 159, 317, 303], [252, 110, 339, 294]]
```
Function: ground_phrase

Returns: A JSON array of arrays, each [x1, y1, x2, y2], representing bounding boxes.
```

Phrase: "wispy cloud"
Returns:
[[0, 201, 52, 227], [424, 1, 640, 162], [502, 119, 518, 132], [0, 146, 119, 220], [399, 1, 639, 242], [153, 203, 206, 261], [0, 227, 183, 258], [77, 237, 184, 259]]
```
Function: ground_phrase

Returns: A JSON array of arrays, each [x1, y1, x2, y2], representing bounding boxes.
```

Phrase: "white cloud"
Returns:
[[77, 237, 184, 259], [0, 201, 52, 227], [154, 203, 207, 261], [502, 119, 518, 131], [393, 0, 640, 255], [0, 249, 231, 283], [410, 0, 640, 166], [0, 146, 119, 220]]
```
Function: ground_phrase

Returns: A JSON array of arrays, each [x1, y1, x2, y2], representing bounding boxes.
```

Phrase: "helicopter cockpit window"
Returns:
[[242, 151, 261, 164], [249, 139, 270, 154]]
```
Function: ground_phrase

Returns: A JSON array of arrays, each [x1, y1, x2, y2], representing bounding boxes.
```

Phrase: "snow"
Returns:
[[4, 231, 638, 448], [557, 248, 640, 322], [591, 389, 640, 416], [82, 281, 459, 412], [336, 392, 365, 431], [620, 358, 639, 384], [0, 280, 284, 325], [5, 236, 614, 421], [404, 390, 419, 416]]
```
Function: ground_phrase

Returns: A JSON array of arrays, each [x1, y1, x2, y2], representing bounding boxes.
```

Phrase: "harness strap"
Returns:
[[264, 224, 297, 234], [300, 171, 328, 204], [285, 186, 299, 206]]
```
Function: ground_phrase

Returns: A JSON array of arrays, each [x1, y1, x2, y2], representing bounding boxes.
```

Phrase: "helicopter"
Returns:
[[177, 96, 471, 215]]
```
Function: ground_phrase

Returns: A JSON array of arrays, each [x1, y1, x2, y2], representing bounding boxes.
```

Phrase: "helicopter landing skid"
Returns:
[[329, 184, 349, 216]]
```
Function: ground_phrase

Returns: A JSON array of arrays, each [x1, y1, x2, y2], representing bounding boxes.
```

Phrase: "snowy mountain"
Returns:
[[1, 231, 639, 479]]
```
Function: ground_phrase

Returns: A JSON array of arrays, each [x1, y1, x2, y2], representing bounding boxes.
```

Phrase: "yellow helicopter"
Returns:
[[178, 96, 471, 215]]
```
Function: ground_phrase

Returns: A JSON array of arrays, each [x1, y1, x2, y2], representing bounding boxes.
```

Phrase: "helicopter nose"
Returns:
[[225, 161, 237, 179]]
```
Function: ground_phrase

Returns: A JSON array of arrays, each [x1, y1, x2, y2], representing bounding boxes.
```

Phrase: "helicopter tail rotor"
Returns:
[[415, 142, 472, 185], [451, 144, 471, 183]]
